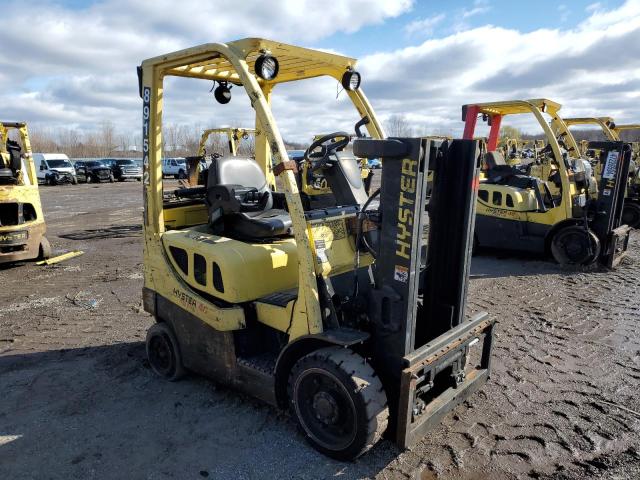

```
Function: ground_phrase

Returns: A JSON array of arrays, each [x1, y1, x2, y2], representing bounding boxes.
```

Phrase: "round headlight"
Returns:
[[341, 71, 361, 91], [255, 54, 279, 81]]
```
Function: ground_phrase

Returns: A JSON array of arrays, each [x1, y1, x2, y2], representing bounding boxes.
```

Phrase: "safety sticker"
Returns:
[[394, 265, 409, 283], [603, 189, 611, 196], [315, 239, 328, 264]]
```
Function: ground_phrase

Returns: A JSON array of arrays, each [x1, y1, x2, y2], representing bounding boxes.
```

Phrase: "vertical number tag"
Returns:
[[602, 151, 619, 180], [142, 86, 151, 186]]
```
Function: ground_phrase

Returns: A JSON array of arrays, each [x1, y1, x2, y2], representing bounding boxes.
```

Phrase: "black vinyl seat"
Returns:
[[206, 156, 292, 239], [484, 151, 530, 187]]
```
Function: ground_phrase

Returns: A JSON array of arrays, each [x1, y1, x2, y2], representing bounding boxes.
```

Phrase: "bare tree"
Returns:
[[384, 114, 413, 137], [97, 121, 117, 157]]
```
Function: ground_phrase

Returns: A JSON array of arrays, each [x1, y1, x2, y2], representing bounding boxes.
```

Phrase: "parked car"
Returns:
[[162, 158, 187, 179], [287, 149, 305, 162], [109, 159, 142, 182], [368, 158, 381, 169], [33, 153, 77, 185], [75, 160, 114, 183]]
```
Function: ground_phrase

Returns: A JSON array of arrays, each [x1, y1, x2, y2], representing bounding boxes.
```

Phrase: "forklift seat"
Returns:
[[206, 156, 292, 239]]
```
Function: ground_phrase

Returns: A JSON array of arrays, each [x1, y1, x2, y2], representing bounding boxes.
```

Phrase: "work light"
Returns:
[[214, 82, 232, 104], [255, 54, 279, 80], [341, 70, 361, 91]]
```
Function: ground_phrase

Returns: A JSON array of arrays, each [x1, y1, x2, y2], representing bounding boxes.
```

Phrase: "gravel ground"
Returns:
[[1, 179, 639, 479]]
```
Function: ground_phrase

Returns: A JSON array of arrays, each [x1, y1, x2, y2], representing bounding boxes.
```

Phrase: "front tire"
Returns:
[[288, 347, 388, 460], [551, 225, 600, 265], [621, 202, 640, 229], [109, 174, 115, 183], [146, 322, 185, 381], [71, 176, 77, 185], [178, 169, 186, 179]]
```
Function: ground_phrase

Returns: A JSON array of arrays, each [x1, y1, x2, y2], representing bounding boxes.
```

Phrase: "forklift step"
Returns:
[[236, 352, 277, 375], [256, 289, 297, 307]]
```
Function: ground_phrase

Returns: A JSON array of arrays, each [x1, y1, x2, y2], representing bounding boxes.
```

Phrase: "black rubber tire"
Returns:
[[146, 322, 185, 381], [621, 202, 640, 229], [178, 169, 186, 179], [551, 225, 600, 265], [109, 174, 115, 183], [38, 236, 51, 260], [288, 346, 388, 460], [86, 175, 93, 184], [71, 176, 77, 185]]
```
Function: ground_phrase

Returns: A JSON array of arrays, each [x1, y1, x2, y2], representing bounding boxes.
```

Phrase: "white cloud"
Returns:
[[462, 0, 491, 19], [358, 0, 640, 136], [0, 0, 639, 145], [404, 13, 446, 37], [558, 4, 571, 23]]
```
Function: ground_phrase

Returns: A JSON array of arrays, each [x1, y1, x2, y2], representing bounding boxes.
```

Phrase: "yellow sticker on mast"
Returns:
[[396, 158, 417, 260]]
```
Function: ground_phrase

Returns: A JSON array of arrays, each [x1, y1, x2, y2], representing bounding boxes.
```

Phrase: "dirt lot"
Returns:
[[1, 180, 639, 480]]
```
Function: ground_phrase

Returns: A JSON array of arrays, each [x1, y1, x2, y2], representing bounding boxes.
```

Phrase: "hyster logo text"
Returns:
[[396, 158, 417, 260]]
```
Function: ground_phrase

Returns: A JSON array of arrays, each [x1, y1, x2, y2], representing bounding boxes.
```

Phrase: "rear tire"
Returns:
[[288, 346, 388, 460], [38, 236, 51, 260], [621, 202, 640, 229], [551, 225, 600, 265], [146, 322, 185, 381]]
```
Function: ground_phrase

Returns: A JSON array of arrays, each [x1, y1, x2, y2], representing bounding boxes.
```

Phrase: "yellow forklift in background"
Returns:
[[185, 127, 255, 185], [0, 122, 50, 264], [463, 99, 631, 266], [197, 127, 255, 157], [139, 37, 495, 460]]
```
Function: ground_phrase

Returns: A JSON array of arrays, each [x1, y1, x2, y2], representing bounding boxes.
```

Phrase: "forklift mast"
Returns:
[[589, 141, 632, 267], [354, 137, 495, 448]]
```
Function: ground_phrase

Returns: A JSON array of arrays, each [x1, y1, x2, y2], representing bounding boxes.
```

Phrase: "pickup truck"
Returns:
[[162, 158, 187, 179], [107, 159, 142, 181]]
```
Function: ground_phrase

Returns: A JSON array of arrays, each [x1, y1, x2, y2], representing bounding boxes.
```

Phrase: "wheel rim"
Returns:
[[556, 230, 593, 264], [149, 333, 175, 376], [294, 368, 357, 451]]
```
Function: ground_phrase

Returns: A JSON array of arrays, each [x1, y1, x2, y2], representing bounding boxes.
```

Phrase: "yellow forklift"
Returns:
[[184, 127, 255, 185], [139, 38, 495, 459], [558, 117, 640, 227], [462, 99, 631, 267], [0, 121, 50, 265]]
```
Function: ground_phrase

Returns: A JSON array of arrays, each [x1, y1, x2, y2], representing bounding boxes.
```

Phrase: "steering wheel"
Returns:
[[303, 131, 350, 170]]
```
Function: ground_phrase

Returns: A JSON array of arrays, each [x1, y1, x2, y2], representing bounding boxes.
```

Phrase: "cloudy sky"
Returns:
[[1, 0, 639, 142]]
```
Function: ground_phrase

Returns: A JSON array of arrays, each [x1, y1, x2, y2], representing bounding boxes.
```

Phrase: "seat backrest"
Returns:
[[208, 156, 269, 191], [484, 151, 506, 169], [207, 156, 273, 211]]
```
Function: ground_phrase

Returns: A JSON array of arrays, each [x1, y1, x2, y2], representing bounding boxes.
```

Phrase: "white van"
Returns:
[[32, 153, 77, 184]]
